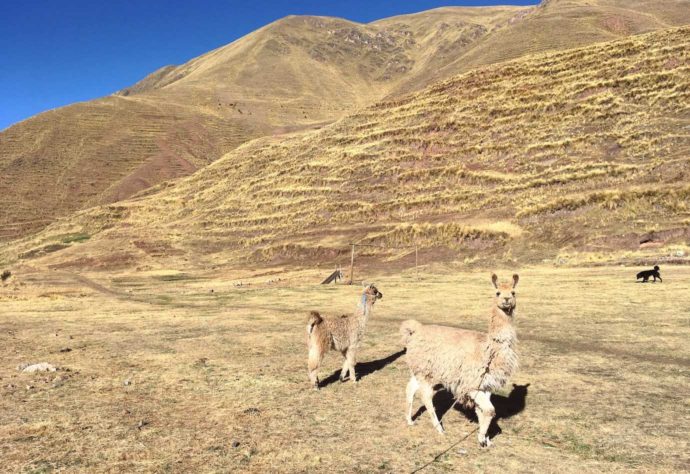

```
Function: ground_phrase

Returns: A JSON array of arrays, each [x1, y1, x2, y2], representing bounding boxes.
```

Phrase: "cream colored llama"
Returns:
[[400, 273, 520, 447], [306, 283, 383, 389]]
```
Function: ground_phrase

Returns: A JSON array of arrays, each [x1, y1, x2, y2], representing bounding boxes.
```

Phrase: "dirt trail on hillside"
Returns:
[[51, 271, 123, 297]]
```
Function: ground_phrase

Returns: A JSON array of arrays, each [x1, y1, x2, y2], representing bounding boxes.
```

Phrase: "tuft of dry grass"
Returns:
[[359, 222, 509, 249]]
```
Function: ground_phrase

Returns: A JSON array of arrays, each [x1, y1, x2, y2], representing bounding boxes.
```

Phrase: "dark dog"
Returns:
[[636, 265, 662, 283]]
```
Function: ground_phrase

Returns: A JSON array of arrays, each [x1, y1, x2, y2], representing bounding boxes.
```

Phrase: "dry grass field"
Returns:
[[2, 3, 689, 472], [2, 265, 689, 473]]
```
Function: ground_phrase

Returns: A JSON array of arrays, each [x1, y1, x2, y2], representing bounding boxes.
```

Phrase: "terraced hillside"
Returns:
[[5, 27, 688, 271], [0, 7, 527, 242], [387, 0, 690, 95], [3, 1, 689, 243], [0, 97, 257, 241]]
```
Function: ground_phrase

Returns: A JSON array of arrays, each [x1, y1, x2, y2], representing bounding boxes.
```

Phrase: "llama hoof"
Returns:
[[435, 424, 445, 435], [406, 418, 415, 426], [479, 437, 493, 448]]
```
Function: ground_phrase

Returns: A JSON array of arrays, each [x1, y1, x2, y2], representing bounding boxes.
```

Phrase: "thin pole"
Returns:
[[350, 244, 355, 285], [415, 245, 418, 280]]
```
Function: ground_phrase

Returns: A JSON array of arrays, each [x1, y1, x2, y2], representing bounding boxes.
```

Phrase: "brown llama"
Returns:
[[306, 283, 383, 389], [400, 273, 520, 447]]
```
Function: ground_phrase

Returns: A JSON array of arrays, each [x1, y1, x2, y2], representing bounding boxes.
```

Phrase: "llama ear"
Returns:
[[512, 274, 519, 288], [491, 273, 498, 288]]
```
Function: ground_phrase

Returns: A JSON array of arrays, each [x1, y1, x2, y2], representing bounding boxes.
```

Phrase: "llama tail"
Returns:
[[400, 319, 422, 346], [306, 311, 323, 336]]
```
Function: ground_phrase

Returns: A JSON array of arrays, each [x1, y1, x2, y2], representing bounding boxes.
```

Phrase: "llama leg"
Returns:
[[346, 348, 357, 383], [420, 379, 443, 434], [406, 375, 420, 425], [471, 390, 495, 447], [339, 350, 349, 382], [307, 344, 324, 390]]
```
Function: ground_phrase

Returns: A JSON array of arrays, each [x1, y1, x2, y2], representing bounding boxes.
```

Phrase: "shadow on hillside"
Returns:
[[320, 349, 406, 388], [411, 383, 530, 440]]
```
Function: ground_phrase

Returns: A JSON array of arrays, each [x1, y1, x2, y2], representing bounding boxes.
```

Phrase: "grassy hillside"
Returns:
[[0, 97, 259, 241], [5, 26, 688, 271], [387, 0, 690, 95], [3, 0, 689, 243], [0, 7, 526, 242]]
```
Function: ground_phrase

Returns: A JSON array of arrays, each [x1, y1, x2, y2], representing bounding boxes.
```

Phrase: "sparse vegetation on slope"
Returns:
[[386, 0, 690, 95], [5, 26, 688, 271], [0, 7, 527, 242], [3, 0, 689, 242]]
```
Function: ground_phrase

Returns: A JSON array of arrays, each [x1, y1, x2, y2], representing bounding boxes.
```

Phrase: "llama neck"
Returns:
[[478, 306, 518, 392], [356, 296, 374, 332], [488, 306, 517, 345]]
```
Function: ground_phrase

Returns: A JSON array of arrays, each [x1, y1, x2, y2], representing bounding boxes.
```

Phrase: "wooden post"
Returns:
[[349, 244, 356, 285], [349, 244, 355, 285], [415, 245, 419, 280]]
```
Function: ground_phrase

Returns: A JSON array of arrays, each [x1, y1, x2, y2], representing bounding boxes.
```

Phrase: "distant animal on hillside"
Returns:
[[400, 273, 520, 447], [636, 265, 662, 283], [306, 283, 383, 389]]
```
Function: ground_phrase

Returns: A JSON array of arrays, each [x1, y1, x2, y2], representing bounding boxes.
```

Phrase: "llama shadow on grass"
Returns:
[[412, 383, 530, 439], [320, 349, 406, 388]]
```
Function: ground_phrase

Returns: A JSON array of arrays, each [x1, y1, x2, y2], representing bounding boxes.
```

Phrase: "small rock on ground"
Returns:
[[18, 362, 58, 373]]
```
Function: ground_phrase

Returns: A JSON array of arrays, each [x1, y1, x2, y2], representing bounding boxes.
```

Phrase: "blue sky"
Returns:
[[0, 1, 536, 131]]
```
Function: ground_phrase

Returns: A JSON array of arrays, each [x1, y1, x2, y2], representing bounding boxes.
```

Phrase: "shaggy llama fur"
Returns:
[[306, 283, 383, 389], [400, 273, 520, 447]]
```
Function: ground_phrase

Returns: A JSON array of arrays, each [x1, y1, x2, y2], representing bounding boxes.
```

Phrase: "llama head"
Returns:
[[653, 265, 660, 271], [491, 273, 519, 313], [361, 282, 383, 304]]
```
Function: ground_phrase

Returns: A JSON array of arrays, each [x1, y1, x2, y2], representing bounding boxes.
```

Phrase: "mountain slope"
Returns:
[[7, 26, 688, 270], [387, 0, 690, 95], [0, 7, 528, 242], [3, 1, 688, 243]]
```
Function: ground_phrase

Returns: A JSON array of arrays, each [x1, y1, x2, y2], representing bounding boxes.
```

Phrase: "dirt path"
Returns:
[[51, 271, 123, 297]]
